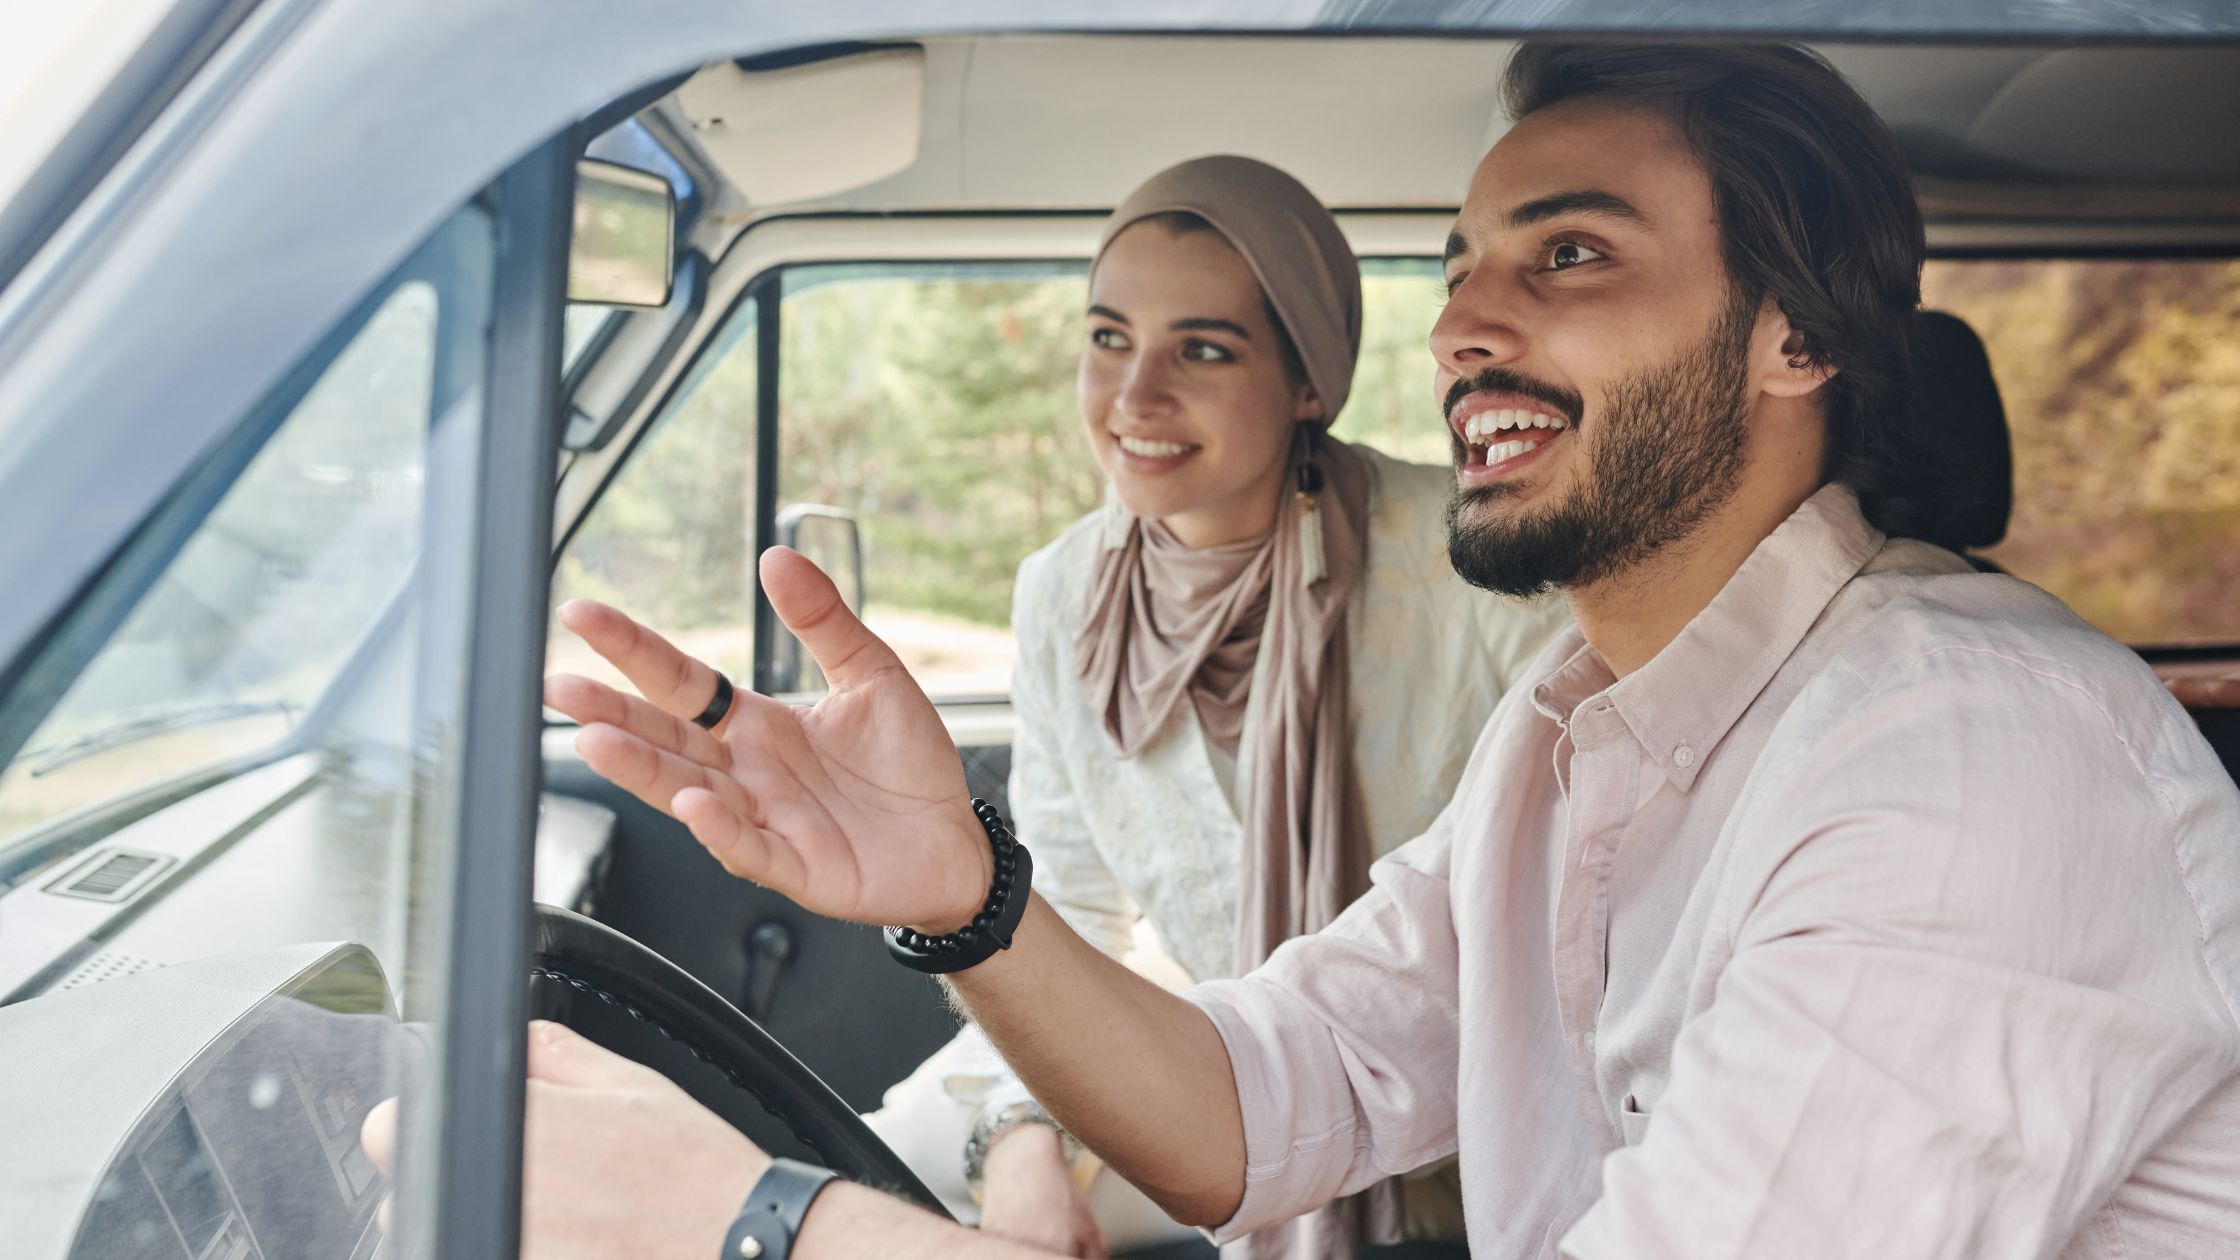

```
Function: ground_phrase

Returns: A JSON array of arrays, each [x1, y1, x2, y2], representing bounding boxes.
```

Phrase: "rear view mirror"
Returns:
[[568, 159, 674, 308], [773, 505, 865, 694]]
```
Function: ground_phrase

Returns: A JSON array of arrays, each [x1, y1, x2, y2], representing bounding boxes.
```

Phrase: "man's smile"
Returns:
[[1449, 393, 1573, 486]]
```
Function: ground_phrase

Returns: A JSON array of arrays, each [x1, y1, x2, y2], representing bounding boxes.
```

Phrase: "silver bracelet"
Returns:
[[963, 1099, 1080, 1195]]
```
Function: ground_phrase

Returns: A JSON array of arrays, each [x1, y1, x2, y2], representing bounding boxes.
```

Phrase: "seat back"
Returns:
[[1907, 309, 2014, 558]]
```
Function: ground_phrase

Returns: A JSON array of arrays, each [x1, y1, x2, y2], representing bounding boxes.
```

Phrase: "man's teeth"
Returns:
[[1486, 438, 1538, 464], [1462, 410, 1569, 444], [1117, 434, 1191, 458]]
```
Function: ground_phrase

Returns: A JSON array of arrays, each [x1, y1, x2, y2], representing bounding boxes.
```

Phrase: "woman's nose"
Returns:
[[1430, 270, 1530, 377], [1117, 352, 1177, 418]]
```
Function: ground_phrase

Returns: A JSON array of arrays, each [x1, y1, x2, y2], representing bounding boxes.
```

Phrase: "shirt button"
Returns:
[[1583, 1029, 1597, 1055], [1672, 744, 1695, 769]]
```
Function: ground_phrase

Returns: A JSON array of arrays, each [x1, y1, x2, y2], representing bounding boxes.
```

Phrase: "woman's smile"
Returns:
[[1110, 430, 1204, 474]]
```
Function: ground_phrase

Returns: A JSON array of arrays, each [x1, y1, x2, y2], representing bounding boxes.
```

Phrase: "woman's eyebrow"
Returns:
[[1171, 317, 1250, 339], [1086, 306, 1250, 339]]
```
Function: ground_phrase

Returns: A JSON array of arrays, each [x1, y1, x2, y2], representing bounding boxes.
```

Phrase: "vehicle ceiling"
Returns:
[[663, 36, 2240, 231]]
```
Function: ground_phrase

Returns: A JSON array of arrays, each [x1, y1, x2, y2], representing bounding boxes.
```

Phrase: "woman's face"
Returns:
[[1080, 221, 1319, 548]]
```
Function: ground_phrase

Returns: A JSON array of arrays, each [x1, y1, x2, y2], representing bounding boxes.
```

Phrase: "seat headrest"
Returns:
[[1909, 309, 2014, 552]]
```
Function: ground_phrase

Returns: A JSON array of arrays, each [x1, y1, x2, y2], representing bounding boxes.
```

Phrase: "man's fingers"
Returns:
[[360, 1098, 399, 1174], [673, 786, 809, 898], [760, 547, 907, 691], [524, 1020, 669, 1091], [556, 599, 733, 725], [546, 674, 728, 767], [574, 724, 755, 823]]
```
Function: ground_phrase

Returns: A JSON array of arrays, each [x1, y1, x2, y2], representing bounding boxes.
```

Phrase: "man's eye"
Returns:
[[1090, 327, 1129, 350], [1181, 340, 1233, 364], [1544, 240, 1607, 271]]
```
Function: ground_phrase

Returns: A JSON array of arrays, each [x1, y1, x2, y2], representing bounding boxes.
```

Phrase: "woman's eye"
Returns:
[[1090, 327, 1129, 351], [1181, 339, 1233, 364], [1544, 240, 1607, 271]]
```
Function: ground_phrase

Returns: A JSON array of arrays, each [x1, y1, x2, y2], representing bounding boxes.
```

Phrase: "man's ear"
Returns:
[[1755, 301, 1837, 399]]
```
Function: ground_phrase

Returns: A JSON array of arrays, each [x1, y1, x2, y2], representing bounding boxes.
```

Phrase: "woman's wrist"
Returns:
[[983, 1120, 1066, 1176]]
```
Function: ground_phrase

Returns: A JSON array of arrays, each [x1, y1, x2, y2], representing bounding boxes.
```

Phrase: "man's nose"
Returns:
[[1430, 269, 1530, 378]]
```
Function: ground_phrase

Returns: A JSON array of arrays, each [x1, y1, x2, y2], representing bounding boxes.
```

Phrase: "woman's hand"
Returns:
[[543, 547, 992, 933], [979, 1125, 1108, 1259]]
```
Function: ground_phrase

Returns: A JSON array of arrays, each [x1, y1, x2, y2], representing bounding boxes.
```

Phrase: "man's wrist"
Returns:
[[905, 800, 997, 935]]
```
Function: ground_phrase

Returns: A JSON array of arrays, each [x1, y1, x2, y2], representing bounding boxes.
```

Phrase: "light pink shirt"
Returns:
[[1187, 485, 2240, 1259]]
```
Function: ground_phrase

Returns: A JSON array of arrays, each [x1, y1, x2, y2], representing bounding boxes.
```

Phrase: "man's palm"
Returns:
[[546, 548, 991, 931]]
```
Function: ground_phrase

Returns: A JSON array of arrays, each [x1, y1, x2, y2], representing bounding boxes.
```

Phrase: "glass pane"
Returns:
[[550, 303, 759, 693], [775, 265, 1099, 698], [0, 284, 435, 846], [562, 305, 613, 371], [0, 205, 496, 1260], [1922, 258, 2240, 647]]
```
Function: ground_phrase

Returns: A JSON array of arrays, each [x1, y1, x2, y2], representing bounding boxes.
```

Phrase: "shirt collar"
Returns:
[[1527, 484, 1885, 790], [1613, 484, 1884, 790]]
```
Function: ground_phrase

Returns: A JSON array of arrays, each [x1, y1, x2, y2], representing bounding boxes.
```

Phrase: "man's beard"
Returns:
[[1445, 299, 1756, 599]]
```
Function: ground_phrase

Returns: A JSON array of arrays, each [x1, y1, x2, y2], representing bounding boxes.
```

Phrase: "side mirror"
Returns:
[[773, 505, 865, 694], [567, 159, 675, 308]]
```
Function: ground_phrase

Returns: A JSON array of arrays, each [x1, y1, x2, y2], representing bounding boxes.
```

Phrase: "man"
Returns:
[[406, 42, 2240, 1259]]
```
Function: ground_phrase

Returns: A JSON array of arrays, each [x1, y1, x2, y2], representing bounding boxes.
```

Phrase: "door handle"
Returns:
[[741, 920, 795, 1021]]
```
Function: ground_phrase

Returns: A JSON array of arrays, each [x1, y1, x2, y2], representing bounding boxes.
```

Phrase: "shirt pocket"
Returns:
[[1618, 1094, 1652, 1147]]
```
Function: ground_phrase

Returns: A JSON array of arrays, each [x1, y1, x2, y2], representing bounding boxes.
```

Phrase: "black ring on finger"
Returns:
[[692, 672, 735, 730]]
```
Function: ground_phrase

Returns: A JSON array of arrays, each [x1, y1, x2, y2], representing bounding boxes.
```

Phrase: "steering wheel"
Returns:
[[529, 902, 949, 1217]]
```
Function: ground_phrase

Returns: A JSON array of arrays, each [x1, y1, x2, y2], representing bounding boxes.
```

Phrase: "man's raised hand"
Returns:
[[544, 547, 993, 933]]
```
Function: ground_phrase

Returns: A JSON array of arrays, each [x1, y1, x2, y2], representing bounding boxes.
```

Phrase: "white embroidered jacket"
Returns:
[[869, 445, 1567, 1219]]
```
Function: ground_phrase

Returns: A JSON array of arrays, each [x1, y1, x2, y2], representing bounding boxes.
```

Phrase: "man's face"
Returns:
[[1433, 96, 1766, 597]]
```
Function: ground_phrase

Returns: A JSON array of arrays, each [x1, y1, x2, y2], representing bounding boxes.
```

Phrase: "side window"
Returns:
[[550, 308, 761, 692], [1333, 259, 1453, 465], [0, 199, 503, 1257], [550, 253, 1460, 703], [1921, 258, 2240, 646], [773, 264, 1102, 698], [0, 282, 439, 843]]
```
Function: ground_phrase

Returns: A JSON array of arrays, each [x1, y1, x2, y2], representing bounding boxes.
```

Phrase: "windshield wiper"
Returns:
[[22, 700, 300, 777]]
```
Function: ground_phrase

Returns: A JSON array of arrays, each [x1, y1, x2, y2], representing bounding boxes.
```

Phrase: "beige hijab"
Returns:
[[1072, 156, 1399, 1259]]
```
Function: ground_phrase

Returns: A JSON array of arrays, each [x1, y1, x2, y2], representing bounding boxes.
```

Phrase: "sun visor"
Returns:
[[677, 46, 925, 206], [1966, 49, 2240, 186]]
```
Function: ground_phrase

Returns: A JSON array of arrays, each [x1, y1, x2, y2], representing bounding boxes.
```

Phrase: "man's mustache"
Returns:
[[1442, 368, 1584, 426]]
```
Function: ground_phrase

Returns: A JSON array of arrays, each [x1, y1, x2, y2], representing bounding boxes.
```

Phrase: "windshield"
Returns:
[[0, 283, 435, 848]]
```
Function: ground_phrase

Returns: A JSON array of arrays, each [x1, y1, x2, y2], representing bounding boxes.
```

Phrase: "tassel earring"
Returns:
[[1296, 441, 1327, 587]]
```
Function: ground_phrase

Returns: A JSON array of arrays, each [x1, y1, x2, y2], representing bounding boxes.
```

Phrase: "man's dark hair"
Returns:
[[1503, 43, 1964, 545]]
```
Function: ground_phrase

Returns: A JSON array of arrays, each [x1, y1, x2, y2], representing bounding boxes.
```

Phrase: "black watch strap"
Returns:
[[722, 1158, 838, 1260]]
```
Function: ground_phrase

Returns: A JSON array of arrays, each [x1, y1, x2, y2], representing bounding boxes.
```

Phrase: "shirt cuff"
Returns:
[[1186, 978, 1364, 1244]]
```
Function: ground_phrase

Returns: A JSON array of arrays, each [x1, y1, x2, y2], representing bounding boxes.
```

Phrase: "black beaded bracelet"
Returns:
[[883, 799, 1034, 975]]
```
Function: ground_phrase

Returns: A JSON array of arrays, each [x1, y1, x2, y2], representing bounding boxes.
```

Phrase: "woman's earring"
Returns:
[[1294, 427, 1327, 586]]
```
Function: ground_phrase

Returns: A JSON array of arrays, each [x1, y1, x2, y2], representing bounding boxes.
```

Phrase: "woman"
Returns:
[[551, 155, 1563, 1258], [853, 156, 1564, 1258]]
